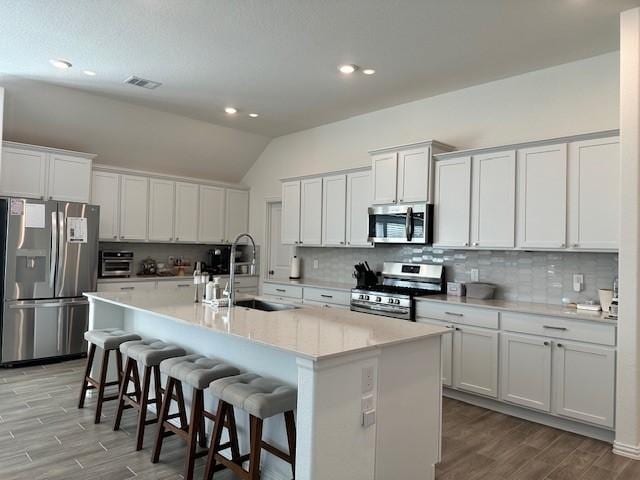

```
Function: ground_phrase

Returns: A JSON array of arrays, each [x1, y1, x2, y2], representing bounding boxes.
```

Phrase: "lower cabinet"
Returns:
[[452, 325, 499, 398]]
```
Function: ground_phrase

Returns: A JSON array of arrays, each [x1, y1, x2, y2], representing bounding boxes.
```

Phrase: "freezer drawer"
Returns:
[[1, 299, 89, 364]]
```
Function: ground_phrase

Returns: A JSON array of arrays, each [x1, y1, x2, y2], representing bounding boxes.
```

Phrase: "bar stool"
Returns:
[[151, 354, 241, 480], [205, 373, 297, 480], [78, 328, 141, 424], [113, 338, 186, 450]]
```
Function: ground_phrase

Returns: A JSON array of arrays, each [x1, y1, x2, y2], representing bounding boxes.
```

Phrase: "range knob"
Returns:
[[364, 295, 370, 301], [395, 299, 401, 304], [376, 296, 382, 302], [387, 298, 394, 304], [358, 294, 365, 300]]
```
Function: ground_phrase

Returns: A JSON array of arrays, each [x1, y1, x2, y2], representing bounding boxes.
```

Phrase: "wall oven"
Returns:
[[368, 204, 433, 244], [99, 251, 134, 278]]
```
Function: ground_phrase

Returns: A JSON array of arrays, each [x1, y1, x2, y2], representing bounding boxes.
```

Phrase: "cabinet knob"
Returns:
[[176, 237, 179, 241], [112, 235, 117, 239], [49, 196, 53, 200], [572, 243, 579, 248], [347, 242, 351, 245], [40, 196, 44, 200], [399, 198, 403, 202], [339, 241, 345, 245], [557, 343, 563, 348], [299, 240, 303, 244], [121, 236, 125, 240], [544, 341, 550, 346], [463, 242, 469, 247], [560, 243, 566, 248], [472, 242, 479, 246]]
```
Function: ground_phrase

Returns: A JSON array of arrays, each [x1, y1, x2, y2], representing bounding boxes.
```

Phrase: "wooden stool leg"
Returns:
[[248, 415, 263, 480], [152, 365, 162, 414], [284, 411, 296, 479], [226, 405, 241, 460], [94, 348, 110, 424], [175, 380, 188, 430], [113, 357, 135, 431], [184, 388, 203, 480], [78, 343, 96, 409], [204, 400, 228, 480], [115, 348, 124, 387], [135, 365, 152, 451], [151, 377, 175, 463]]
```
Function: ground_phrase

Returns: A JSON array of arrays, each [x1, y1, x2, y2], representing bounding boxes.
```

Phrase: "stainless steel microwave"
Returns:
[[367, 204, 433, 244]]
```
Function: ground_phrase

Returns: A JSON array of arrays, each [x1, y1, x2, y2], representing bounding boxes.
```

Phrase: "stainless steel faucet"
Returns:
[[229, 233, 257, 306]]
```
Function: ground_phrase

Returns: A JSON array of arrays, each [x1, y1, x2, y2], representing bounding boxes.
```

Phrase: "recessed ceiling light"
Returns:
[[248, 113, 259, 118], [338, 64, 358, 74], [50, 58, 72, 69], [83, 70, 96, 76], [225, 107, 238, 114], [362, 68, 376, 75]]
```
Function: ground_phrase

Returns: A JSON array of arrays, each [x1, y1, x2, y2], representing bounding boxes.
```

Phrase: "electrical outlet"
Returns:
[[573, 273, 584, 292], [313, 259, 319, 269], [470, 268, 479, 282], [361, 366, 374, 393], [362, 410, 376, 428], [361, 395, 374, 412]]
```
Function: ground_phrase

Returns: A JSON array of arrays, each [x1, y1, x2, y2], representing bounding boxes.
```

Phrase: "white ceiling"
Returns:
[[0, 0, 638, 137]]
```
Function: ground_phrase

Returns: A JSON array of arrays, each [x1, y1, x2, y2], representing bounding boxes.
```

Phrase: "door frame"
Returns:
[[264, 196, 284, 280]]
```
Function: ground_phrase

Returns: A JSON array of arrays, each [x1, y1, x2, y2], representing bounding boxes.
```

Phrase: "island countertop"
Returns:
[[84, 290, 448, 361]]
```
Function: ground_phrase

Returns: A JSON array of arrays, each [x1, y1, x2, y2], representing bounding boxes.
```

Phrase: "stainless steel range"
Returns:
[[350, 262, 445, 320]]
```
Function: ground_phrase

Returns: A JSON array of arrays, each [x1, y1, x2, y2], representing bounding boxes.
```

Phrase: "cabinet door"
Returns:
[[433, 157, 471, 248], [0, 147, 47, 199], [346, 170, 372, 247], [198, 185, 226, 243], [517, 144, 567, 249], [371, 152, 398, 204], [568, 137, 620, 250], [300, 178, 322, 246], [91, 171, 120, 241], [47, 153, 92, 203], [225, 189, 250, 242], [119, 175, 149, 241], [175, 182, 199, 242], [452, 325, 498, 398], [397, 147, 431, 203], [418, 319, 454, 386], [500, 333, 552, 411], [553, 341, 615, 428], [148, 179, 175, 241], [471, 151, 516, 248], [322, 174, 347, 246], [281, 181, 301, 245]]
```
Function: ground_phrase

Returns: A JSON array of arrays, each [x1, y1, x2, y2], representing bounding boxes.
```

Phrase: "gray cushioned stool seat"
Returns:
[[160, 354, 240, 390], [209, 373, 297, 419], [84, 328, 141, 350], [119, 338, 186, 367]]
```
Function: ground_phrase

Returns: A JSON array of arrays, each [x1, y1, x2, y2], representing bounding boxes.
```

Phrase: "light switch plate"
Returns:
[[573, 273, 584, 292], [362, 410, 376, 428], [313, 259, 319, 269], [470, 268, 479, 282]]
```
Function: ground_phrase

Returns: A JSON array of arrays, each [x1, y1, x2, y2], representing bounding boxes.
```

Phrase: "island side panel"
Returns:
[[374, 335, 442, 480]]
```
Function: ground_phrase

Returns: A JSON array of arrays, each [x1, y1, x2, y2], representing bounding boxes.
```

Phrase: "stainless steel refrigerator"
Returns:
[[0, 198, 99, 365]]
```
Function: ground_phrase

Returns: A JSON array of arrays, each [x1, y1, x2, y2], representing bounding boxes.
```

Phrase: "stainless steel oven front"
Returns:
[[367, 204, 432, 244]]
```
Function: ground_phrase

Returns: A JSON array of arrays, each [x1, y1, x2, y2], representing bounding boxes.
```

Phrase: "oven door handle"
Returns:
[[405, 206, 413, 241]]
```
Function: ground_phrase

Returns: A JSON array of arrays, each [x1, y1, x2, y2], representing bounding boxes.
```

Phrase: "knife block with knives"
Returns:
[[353, 261, 378, 288]]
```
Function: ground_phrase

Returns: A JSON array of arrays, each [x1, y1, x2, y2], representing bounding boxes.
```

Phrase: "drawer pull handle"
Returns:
[[543, 325, 567, 331], [320, 294, 333, 298], [120, 286, 135, 291], [445, 311, 464, 317], [276, 288, 286, 292], [177, 284, 191, 288]]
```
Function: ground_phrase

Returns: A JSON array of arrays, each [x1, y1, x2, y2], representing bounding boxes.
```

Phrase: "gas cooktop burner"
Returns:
[[352, 284, 440, 298]]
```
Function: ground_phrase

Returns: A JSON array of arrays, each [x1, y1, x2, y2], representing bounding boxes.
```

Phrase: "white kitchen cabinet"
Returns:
[[281, 180, 301, 245], [199, 185, 226, 243], [91, 171, 120, 241], [433, 157, 471, 248], [175, 182, 199, 242], [119, 175, 149, 241], [47, 153, 92, 203], [418, 318, 454, 387], [0, 146, 48, 199], [452, 325, 498, 398], [553, 341, 615, 428], [346, 170, 372, 247], [225, 188, 250, 242], [568, 137, 620, 250], [156, 279, 194, 290], [148, 178, 175, 241], [471, 150, 516, 248], [500, 333, 552, 412], [371, 152, 398, 205], [97, 281, 157, 293], [397, 147, 432, 203], [322, 174, 347, 246], [517, 144, 567, 249], [300, 178, 322, 246]]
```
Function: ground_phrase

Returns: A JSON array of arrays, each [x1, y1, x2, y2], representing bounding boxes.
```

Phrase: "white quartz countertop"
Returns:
[[264, 278, 354, 292], [85, 290, 447, 361], [98, 274, 258, 284], [416, 295, 617, 324]]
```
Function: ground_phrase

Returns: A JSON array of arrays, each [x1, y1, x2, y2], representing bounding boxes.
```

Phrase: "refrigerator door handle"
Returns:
[[50, 211, 58, 288], [57, 211, 65, 293], [8, 299, 90, 309]]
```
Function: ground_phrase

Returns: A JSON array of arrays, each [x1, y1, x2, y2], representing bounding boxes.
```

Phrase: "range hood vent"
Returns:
[[124, 76, 162, 89]]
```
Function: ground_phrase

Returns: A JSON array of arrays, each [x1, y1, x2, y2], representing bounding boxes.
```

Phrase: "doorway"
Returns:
[[265, 200, 292, 280]]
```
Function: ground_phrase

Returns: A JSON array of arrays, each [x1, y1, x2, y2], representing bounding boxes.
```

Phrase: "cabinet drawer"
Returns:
[[415, 301, 499, 329], [303, 287, 350, 306], [303, 299, 349, 310], [233, 276, 258, 288], [97, 281, 157, 292], [262, 294, 303, 305], [263, 283, 303, 299], [156, 280, 194, 289], [501, 312, 616, 346]]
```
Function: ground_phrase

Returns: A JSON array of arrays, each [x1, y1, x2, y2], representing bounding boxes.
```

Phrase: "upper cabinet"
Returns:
[[322, 174, 347, 246], [568, 137, 620, 250], [433, 156, 471, 248], [300, 178, 323, 246], [120, 175, 149, 241], [91, 171, 120, 241], [148, 178, 175, 242], [281, 180, 301, 245], [0, 142, 94, 202], [346, 170, 372, 247], [225, 188, 250, 242], [517, 144, 568, 249], [199, 185, 226, 243], [370, 141, 455, 205], [175, 182, 199, 243]]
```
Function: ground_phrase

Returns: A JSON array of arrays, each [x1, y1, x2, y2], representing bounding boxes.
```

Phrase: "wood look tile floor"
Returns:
[[0, 359, 637, 480]]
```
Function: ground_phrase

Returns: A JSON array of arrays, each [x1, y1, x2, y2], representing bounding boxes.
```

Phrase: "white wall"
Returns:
[[0, 76, 270, 183], [243, 52, 620, 255]]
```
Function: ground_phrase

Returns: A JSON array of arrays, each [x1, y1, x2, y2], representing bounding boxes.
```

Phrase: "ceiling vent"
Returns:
[[124, 75, 162, 90]]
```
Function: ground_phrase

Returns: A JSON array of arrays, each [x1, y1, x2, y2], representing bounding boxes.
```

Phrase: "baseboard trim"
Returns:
[[444, 388, 615, 443], [613, 441, 640, 459]]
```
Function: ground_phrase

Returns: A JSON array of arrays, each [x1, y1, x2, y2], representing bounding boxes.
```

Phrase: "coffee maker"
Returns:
[[207, 247, 231, 275]]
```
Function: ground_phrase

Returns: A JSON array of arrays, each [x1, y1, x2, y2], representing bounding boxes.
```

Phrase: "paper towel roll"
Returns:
[[289, 256, 301, 279]]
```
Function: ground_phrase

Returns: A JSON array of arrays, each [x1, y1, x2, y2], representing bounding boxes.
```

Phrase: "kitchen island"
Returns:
[[84, 289, 447, 480]]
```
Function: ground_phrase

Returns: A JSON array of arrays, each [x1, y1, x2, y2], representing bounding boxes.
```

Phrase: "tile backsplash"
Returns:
[[294, 245, 618, 305]]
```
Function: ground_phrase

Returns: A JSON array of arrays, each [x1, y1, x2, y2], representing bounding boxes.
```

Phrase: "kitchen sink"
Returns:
[[234, 299, 300, 312]]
